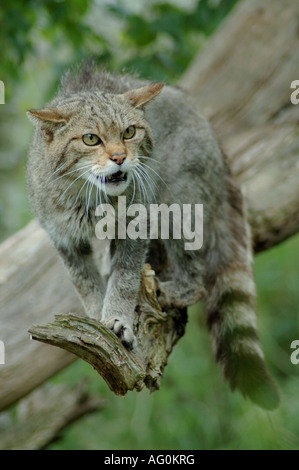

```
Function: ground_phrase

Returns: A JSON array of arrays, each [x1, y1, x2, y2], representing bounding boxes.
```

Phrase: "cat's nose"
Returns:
[[110, 152, 126, 165]]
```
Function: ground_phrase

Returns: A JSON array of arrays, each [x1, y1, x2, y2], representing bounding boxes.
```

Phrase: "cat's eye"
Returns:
[[123, 126, 136, 140], [82, 134, 102, 146]]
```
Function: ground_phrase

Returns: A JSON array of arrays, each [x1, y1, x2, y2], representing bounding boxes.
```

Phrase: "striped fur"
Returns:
[[205, 174, 280, 410], [26, 65, 279, 408]]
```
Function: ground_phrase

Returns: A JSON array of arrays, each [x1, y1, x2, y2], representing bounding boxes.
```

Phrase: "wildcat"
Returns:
[[27, 64, 279, 409]]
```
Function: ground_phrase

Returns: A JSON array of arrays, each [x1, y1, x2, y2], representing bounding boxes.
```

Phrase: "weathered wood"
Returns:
[[0, 0, 298, 410], [0, 382, 105, 450], [0, 221, 78, 412], [29, 265, 187, 396], [181, 0, 299, 250], [224, 123, 299, 252]]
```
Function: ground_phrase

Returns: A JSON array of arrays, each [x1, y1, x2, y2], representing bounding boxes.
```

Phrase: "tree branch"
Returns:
[[0, 382, 105, 450], [29, 265, 187, 396], [181, 0, 299, 251]]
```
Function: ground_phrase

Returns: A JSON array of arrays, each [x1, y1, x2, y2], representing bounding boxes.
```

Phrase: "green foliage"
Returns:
[[0, 0, 239, 86], [0, 0, 109, 82], [108, 0, 238, 80]]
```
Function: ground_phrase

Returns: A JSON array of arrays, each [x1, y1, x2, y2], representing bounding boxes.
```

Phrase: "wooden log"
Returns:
[[0, 382, 105, 450], [181, 0, 299, 250], [224, 123, 299, 252], [0, 221, 77, 411]]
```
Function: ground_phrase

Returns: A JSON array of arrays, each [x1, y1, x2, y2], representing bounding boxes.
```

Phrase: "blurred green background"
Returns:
[[1, 0, 299, 450]]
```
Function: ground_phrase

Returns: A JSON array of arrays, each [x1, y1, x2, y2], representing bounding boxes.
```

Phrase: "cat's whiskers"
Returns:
[[134, 167, 150, 205], [132, 171, 144, 204], [85, 174, 95, 216], [129, 172, 137, 207], [91, 174, 100, 209], [92, 174, 110, 205], [51, 161, 69, 177], [71, 174, 91, 212], [52, 164, 92, 182], [137, 163, 159, 193], [94, 177, 103, 208], [138, 158, 167, 187], [57, 167, 92, 203], [95, 178, 99, 208], [135, 163, 158, 204], [136, 168, 157, 204], [84, 176, 91, 216], [131, 165, 145, 204], [98, 182, 105, 207], [99, 175, 110, 205], [103, 182, 109, 204], [81, 173, 113, 216], [137, 155, 162, 166]]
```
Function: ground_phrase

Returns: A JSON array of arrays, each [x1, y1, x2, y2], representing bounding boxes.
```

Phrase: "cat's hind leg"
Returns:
[[153, 245, 206, 310]]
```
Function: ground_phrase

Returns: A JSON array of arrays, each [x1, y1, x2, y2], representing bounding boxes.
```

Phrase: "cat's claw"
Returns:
[[103, 317, 137, 350]]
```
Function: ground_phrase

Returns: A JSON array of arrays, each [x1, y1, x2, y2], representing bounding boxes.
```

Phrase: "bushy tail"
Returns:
[[204, 175, 280, 410], [205, 265, 280, 410]]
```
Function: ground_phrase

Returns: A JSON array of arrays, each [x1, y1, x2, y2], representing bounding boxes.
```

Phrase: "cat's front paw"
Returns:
[[102, 316, 137, 350]]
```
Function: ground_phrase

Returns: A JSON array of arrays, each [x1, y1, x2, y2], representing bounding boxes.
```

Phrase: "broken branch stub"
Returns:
[[28, 264, 187, 396]]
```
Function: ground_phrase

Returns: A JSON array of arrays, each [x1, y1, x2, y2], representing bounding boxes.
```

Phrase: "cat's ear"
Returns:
[[27, 108, 70, 142], [27, 107, 70, 126], [123, 82, 164, 108]]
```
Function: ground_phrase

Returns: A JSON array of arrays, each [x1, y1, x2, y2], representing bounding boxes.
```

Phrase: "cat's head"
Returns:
[[27, 82, 164, 197]]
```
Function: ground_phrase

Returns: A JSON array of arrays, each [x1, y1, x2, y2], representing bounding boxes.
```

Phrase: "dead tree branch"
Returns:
[[29, 265, 187, 396]]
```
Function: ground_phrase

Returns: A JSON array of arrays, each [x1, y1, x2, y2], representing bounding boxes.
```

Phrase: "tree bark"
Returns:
[[0, 0, 298, 410], [181, 0, 299, 251], [0, 221, 78, 412], [0, 382, 105, 450], [29, 266, 187, 396]]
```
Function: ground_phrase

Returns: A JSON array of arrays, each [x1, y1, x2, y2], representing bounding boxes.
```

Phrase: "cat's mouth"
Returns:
[[97, 171, 127, 184]]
